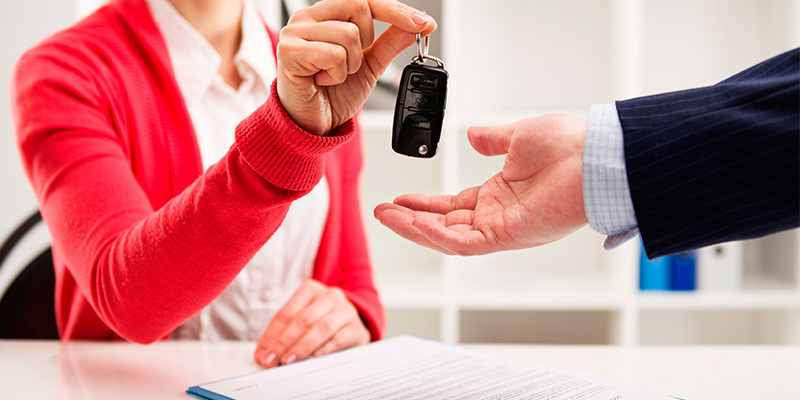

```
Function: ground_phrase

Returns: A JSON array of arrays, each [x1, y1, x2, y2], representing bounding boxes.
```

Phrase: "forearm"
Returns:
[[25, 80, 354, 343], [583, 49, 800, 257], [618, 48, 800, 257]]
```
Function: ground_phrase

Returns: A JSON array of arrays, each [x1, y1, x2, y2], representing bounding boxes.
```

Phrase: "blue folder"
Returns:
[[670, 251, 697, 291], [639, 239, 671, 290], [187, 386, 234, 400], [187, 387, 234, 400]]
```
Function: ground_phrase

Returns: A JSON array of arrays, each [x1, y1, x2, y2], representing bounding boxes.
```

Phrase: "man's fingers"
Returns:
[[375, 187, 482, 255], [444, 209, 474, 227], [468, 124, 515, 156], [394, 187, 480, 214], [374, 205, 456, 255], [374, 201, 411, 218], [376, 205, 489, 256], [412, 216, 492, 256], [390, 193, 437, 212]]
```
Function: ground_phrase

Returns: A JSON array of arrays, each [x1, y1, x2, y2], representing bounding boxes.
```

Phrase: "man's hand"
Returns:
[[277, 0, 436, 136], [374, 114, 589, 256], [253, 280, 370, 368]]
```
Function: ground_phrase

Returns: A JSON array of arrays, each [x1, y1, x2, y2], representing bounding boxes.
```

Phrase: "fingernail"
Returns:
[[411, 12, 429, 25], [264, 352, 276, 366], [255, 349, 266, 364], [284, 354, 297, 365]]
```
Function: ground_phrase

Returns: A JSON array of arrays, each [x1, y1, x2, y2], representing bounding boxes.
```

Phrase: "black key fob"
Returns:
[[392, 56, 448, 158]]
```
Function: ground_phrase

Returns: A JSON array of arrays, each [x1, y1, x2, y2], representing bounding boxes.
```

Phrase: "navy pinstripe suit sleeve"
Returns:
[[616, 48, 799, 258]]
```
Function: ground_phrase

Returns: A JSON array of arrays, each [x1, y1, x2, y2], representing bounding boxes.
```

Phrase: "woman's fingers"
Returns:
[[254, 281, 323, 368], [253, 281, 371, 368], [282, 292, 369, 364], [280, 21, 364, 77], [276, 0, 437, 134]]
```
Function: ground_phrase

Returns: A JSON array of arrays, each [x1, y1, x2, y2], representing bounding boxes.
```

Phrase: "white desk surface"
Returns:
[[1, 338, 798, 399]]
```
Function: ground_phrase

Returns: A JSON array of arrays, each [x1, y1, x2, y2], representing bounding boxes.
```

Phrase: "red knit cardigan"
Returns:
[[10, 0, 384, 343]]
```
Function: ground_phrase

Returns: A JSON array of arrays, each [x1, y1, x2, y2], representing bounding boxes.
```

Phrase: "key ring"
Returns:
[[413, 33, 445, 68], [415, 33, 429, 60]]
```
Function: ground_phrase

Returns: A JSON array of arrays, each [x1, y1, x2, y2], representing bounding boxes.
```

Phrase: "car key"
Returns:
[[392, 33, 448, 158]]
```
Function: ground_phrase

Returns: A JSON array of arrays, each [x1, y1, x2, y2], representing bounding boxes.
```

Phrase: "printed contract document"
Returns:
[[187, 336, 674, 400]]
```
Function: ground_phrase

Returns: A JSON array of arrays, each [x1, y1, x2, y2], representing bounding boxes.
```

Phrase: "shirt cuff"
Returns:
[[582, 103, 639, 249]]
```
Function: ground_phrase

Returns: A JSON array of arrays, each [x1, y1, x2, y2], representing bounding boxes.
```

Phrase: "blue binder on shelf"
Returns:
[[639, 238, 671, 290], [670, 251, 697, 291]]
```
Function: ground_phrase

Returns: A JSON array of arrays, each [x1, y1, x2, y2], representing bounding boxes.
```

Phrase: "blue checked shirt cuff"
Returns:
[[583, 103, 639, 249]]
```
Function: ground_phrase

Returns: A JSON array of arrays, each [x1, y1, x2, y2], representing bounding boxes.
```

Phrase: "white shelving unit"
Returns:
[[360, 0, 800, 346]]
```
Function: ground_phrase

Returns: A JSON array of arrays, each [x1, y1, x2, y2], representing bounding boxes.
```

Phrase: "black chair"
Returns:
[[0, 211, 59, 339]]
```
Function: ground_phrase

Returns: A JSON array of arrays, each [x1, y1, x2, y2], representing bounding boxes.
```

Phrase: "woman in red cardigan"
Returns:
[[10, 0, 435, 368]]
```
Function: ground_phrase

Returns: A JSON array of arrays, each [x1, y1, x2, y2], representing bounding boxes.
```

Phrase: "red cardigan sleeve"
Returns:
[[12, 37, 354, 343]]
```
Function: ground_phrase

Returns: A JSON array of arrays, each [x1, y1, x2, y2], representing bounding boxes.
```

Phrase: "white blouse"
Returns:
[[146, 0, 330, 341]]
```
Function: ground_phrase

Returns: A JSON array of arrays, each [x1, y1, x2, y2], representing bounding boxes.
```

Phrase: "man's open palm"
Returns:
[[374, 114, 589, 256]]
